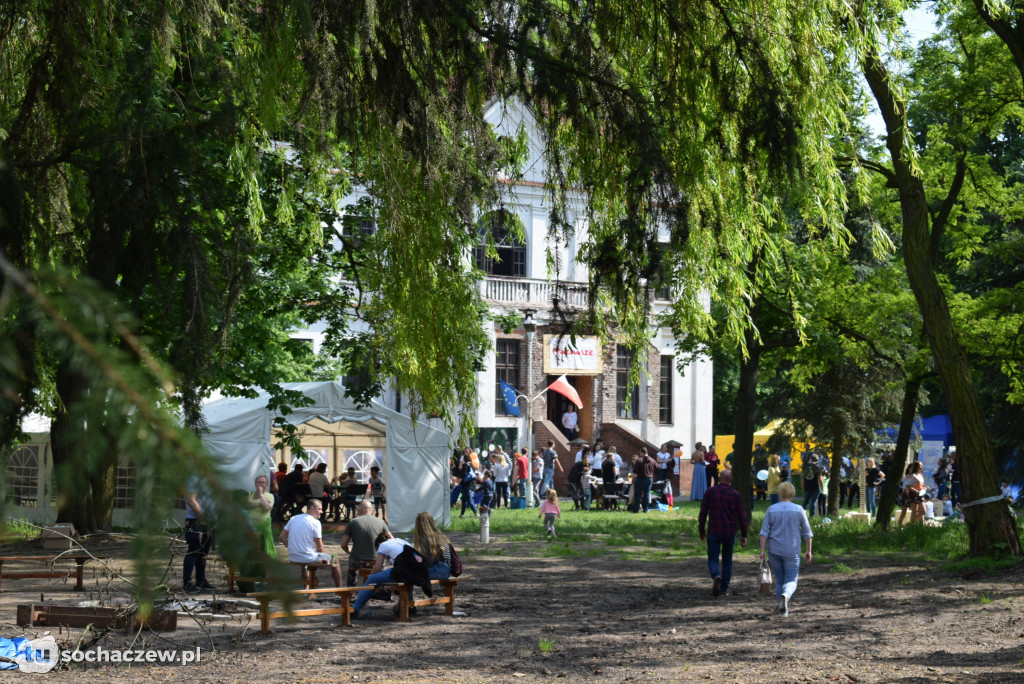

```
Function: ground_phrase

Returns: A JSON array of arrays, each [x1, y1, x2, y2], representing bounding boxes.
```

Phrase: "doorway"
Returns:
[[546, 375, 594, 442]]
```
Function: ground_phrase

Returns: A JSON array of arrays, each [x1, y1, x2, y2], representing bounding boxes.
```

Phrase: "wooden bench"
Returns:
[[384, 578, 464, 621], [247, 577, 465, 631], [227, 560, 342, 592], [248, 586, 362, 633], [0, 555, 94, 592]]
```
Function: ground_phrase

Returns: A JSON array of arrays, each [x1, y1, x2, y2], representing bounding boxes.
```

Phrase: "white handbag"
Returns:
[[758, 557, 773, 596]]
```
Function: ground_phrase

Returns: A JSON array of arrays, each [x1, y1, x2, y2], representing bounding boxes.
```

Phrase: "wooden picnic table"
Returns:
[[0, 554, 94, 592]]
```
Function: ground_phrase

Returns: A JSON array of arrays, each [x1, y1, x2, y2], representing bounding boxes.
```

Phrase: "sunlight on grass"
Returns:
[[443, 498, 1004, 569], [539, 639, 555, 653]]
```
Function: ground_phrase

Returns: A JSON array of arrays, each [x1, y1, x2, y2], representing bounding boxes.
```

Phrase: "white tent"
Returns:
[[200, 381, 452, 532]]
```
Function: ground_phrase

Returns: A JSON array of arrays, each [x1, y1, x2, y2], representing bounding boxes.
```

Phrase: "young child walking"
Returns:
[[368, 465, 387, 523], [538, 489, 561, 536]]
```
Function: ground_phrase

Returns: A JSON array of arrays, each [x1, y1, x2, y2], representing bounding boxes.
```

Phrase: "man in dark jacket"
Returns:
[[632, 447, 659, 513], [698, 470, 748, 597]]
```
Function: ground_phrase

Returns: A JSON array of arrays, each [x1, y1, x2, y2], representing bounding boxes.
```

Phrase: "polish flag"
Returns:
[[547, 374, 583, 408]]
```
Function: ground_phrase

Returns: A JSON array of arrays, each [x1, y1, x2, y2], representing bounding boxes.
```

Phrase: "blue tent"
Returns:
[[876, 414, 955, 448]]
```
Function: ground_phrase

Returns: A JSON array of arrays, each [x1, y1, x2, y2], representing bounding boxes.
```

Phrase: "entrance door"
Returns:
[[546, 375, 593, 442]]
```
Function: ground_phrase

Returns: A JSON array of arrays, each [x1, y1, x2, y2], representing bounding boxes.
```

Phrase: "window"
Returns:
[[475, 210, 526, 277], [6, 446, 40, 507], [659, 356, 674, 424], [114, 463, 135, 509], [616, 347, 640, 419], [495, 339, 521, 415]]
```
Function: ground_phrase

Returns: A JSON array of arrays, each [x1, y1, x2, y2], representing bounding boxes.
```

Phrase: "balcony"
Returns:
[[479, 276, 590, 309]]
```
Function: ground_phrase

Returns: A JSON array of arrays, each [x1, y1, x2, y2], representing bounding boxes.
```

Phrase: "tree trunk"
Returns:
[[862, 51, 1022, 556], [732, 327, 760, 519], [52, 361, 97, 533], [828, 417, 844, 516], [876, 376, 921, 530]]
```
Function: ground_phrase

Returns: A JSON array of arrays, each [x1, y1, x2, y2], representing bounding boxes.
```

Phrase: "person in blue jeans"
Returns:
[[352, 537, 412, 617], [413, 511, 454, 580], [698, 470, 748, 597], [540, 441, 563, 498], [759, 481, 813, 618]]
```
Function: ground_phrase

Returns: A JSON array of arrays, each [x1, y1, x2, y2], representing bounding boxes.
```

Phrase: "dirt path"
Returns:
[[2, 531, 1022, 682]]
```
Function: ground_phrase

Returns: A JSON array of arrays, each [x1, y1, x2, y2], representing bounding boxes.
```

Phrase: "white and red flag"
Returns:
[[546, 374, 583, 408]]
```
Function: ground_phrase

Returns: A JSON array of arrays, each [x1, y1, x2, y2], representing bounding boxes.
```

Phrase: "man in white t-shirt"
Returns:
[[280, 500, 342, 587], [352, 536, 413, 616]]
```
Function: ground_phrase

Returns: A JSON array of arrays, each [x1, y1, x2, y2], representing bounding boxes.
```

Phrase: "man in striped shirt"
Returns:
[[698, 470, 748, 597]]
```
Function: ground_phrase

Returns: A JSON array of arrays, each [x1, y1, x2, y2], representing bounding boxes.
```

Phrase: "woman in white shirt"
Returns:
[[491, 451, 512, 508]]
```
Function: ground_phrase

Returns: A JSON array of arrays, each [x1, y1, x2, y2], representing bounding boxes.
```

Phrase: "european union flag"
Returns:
[[500, 380, 521, 417]]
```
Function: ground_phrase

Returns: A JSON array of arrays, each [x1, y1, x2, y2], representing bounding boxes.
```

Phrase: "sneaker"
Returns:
[[352, 609, 372, 620], [712, 576, 722, 598], [197, 581, 216, 591], [184, 582, 201, 595], [780, 594, 789, 617]]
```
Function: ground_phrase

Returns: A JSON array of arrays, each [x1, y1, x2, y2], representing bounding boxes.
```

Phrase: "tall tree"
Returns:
[[855, 4, 1022, 554]]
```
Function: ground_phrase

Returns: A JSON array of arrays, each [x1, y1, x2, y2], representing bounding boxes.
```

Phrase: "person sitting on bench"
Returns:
[[279, 500, 342, 587], [350, 536, 413, 618]]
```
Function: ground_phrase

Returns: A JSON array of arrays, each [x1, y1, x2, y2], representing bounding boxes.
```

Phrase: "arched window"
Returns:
[[475, 209, 526, 277]]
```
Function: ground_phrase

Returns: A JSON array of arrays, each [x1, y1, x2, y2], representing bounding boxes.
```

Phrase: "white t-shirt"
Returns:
[[657, 451, 671, 464], [284, 513, 323, 563], [562, 410, 578, 430], [613, 453, 623, 471], [377, 538, 412, 566]]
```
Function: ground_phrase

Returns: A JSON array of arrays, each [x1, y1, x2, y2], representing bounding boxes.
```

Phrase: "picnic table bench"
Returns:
[[227, 560, 344, 592], [248, 577, 465, 632], [0, 555, 94, 592]]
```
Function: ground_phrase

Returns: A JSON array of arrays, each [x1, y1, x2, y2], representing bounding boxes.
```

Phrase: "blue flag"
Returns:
[[500, 380, 521, 417]]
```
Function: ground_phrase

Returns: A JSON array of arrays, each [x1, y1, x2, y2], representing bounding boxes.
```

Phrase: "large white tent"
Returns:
[[200, 382, 452, 531]]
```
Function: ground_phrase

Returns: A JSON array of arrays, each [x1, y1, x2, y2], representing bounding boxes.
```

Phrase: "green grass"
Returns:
[[446, 499, 1012, 572], [943, 555, 1020, 575], [0, 518, 37, 545], [538, 639, 555, 654], [979, 595, 992, 604]]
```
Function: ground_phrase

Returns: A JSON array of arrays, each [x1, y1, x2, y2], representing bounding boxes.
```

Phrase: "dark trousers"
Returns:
[[183, 518, 213, 586], [706, 465, 719, 488], [706, 534, 736, 592], [634, 476, 653, 512], [495, 481, 510, 507]]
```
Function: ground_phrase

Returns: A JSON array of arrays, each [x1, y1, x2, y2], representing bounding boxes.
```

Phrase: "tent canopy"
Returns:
[[876, 414, 955, 448], [200, 382, 452, 531]]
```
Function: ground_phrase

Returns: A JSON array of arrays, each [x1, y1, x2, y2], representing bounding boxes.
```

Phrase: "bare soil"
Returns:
[[2, 527, 1023, 683]]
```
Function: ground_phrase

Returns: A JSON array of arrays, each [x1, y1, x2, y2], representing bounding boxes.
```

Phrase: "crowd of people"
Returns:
[[448, 440, 679, 515], [181, 469, 460, 620]]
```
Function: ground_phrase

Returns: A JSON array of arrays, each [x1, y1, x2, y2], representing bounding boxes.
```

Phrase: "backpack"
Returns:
[[449, 544, 463, 577]]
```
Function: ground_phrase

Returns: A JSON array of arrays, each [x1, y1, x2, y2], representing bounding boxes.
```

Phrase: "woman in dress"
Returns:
[[690, 442, 708, 501], [246, 474, 276, 558], [767, 454, 782, 505], [900, 460, 928, 524], [759, 481, 813, 618]]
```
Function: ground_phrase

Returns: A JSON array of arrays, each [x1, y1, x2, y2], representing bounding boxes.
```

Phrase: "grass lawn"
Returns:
[[447, 498, 1004, 571]]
